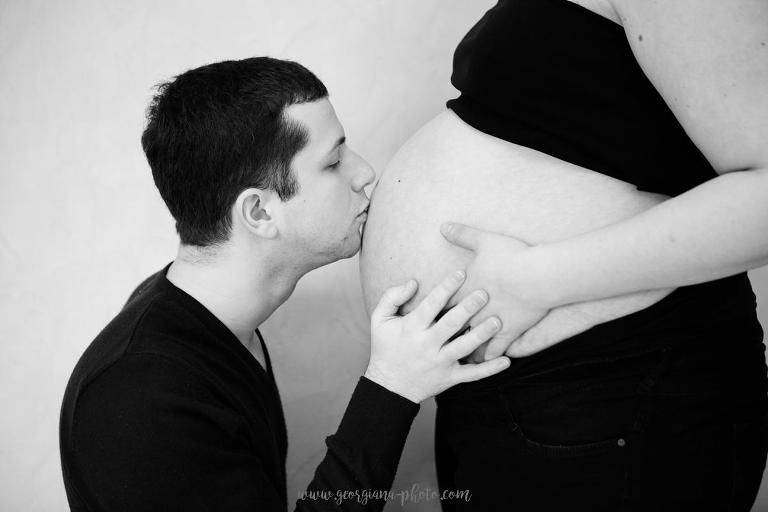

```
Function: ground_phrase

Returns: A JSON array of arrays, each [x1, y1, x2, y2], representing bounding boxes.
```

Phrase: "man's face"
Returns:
[[275, 98, 375, 268]]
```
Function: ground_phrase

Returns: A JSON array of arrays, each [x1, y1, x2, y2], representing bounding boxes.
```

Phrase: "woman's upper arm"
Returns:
[[612, 0, 768, 173]]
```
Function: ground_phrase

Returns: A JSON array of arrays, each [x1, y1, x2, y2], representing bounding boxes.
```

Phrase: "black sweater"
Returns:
[[60, 266, 419, 511]]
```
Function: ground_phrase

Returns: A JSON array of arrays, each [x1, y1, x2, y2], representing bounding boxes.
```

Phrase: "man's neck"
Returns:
[[166, 244, 301, 349]]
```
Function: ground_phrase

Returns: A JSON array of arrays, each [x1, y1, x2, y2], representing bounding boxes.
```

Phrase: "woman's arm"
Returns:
[[543, 0, 768, 296], [530, 170, 768, 305], [444, 0, 768, 359]]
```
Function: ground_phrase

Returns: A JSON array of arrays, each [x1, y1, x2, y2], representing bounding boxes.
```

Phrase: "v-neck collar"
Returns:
[[156, 263, 274, 382]]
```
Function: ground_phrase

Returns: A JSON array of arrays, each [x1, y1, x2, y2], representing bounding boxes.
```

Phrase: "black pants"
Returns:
[[435, 280, 768, 511]]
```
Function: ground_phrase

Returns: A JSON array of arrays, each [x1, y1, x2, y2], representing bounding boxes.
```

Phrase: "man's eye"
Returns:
[[327, 160, 341, 169]]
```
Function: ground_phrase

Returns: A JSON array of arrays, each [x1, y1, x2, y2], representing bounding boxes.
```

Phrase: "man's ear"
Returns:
[[235, 188, 278, 239]]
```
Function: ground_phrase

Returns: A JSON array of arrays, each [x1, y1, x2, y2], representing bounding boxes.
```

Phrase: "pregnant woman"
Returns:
[[360, 0, 768, 510]]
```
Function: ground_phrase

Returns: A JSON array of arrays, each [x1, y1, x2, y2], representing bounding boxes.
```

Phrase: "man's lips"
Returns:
[[356, 203, 369, 238]]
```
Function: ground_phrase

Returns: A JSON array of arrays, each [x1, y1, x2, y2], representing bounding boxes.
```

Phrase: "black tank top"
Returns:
[[447, 0, 714, 197], [442, 0, 763, 377]]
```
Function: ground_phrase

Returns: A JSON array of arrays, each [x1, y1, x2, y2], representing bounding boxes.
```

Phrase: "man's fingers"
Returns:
[[431, 289, 488, 340], [407, 270, 466, 329], [371, 280, 418, 322], [440, 222, 483, 251], [452, 357, 511, 384], [442, 316, 501, 360]]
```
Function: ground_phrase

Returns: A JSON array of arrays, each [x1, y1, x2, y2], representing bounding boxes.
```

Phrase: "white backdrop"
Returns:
[[2, 1, 768, 511]]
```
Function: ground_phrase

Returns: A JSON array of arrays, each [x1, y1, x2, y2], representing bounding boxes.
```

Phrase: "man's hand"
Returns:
[[365, 270, 511, 403], [440, 222, 551, 362]]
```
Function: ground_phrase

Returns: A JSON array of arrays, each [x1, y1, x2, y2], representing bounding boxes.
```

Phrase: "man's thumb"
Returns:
[[371, 280, 418, 321]]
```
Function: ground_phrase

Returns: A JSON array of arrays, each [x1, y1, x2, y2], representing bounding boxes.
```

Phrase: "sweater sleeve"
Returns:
[[64, 355, 418, 512], [296, 377, 420, 511]]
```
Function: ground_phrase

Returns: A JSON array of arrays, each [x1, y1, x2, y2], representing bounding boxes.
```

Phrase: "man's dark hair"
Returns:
[[141, 57, 328, 247]]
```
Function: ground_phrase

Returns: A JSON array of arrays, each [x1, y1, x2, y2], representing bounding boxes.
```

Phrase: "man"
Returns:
[[59, 57, 508, 511]]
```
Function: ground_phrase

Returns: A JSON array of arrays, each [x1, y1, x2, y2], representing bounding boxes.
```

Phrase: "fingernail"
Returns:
[[442, 223, 453, 236], [454, 270, 466, 281], [473, 290, 488, 305], [489, 317, 501, 330]]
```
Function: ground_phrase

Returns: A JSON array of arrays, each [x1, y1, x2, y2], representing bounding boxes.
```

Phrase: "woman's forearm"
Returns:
[[533, 167, 768, 308]]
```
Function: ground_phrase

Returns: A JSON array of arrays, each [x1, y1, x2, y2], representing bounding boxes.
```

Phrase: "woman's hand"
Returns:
[[365, 270, 510, 403], [440, 222, 552, 361]]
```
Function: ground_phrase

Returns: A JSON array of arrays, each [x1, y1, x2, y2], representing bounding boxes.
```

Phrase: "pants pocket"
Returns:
[[499, 389, 626, 458], [494, 382, 630, 510]]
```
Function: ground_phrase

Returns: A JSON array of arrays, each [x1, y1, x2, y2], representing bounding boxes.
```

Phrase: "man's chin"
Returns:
[[327, 225, 365, 262], [344, 237, 363, 259]]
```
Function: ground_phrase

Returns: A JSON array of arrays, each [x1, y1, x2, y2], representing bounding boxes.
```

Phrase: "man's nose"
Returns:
[[350, 153, 376, 193]]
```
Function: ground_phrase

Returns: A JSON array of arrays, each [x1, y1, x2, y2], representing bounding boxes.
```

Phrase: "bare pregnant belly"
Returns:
[[360, 110, 674, 344]]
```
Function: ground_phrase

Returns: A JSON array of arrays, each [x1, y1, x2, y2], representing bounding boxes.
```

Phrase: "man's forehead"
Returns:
[[283, 98, 344, 147]]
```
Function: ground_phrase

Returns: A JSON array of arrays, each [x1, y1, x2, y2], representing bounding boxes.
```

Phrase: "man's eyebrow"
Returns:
[[326, 136, 346, 156]]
